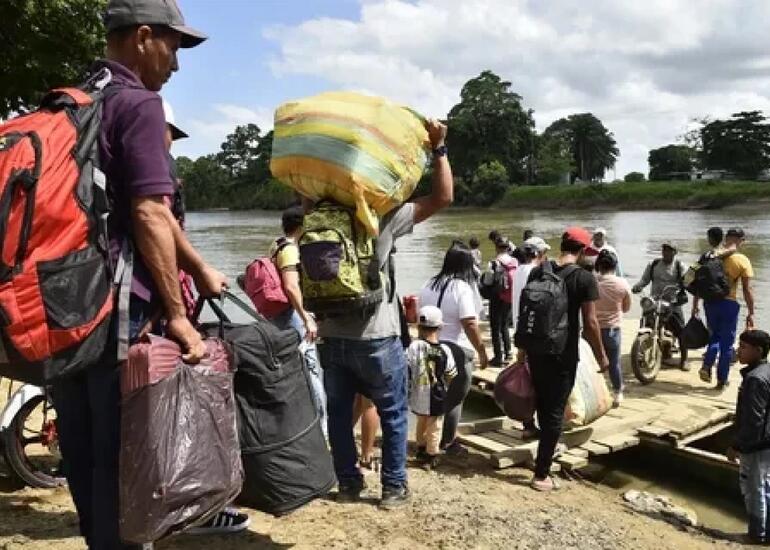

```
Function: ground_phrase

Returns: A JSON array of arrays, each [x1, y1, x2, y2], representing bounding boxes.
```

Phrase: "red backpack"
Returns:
[[242, 239, 291, 319], [0, 80, 116, 385]]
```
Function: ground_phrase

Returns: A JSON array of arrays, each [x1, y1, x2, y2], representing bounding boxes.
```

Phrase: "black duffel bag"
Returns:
[[194, 292, 335, 516], [680, 315, 710, 350]]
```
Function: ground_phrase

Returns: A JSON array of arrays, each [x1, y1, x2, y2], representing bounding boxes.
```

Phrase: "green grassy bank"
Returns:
[[497, 180, 770, 210]]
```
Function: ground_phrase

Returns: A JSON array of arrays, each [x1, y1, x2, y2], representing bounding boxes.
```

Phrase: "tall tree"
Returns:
[[0, 0, 106, 117], [700, 111, 770, 178], [216, 123, 263, 182], [648, 144, 697, 180], [446, 70, 535, 183], [544, 113, 619, 182], [534, 134, 573, 185]]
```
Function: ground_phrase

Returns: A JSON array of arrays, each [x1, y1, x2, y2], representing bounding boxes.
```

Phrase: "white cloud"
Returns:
[[173, 103, 274, 159], [265, 0, 770, 178]]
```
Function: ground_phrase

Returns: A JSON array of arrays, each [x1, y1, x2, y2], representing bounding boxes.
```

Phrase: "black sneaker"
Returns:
[[442, 440, 469, 457], [336, 478, 365, 503], [504, 353, 513, 362], [380, 485, 410, 510], [489, 357, 503, 367], [716, 380, 730, 391], [188, 508, 250, 535], [415, 446, 429, 462]]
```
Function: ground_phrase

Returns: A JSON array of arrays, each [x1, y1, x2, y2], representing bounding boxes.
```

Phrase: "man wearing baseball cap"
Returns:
[[515, 227, 608, 491], [585, 227, 623, 275], [50, 3, 240, 548]]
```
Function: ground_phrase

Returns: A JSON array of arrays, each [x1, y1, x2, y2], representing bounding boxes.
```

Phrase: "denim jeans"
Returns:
[[601, 327, 623, 392], [51, 298, 154, 550], [703, 299, 740, 383], [317, 336, 408, 490], [271, 309, 327, 437], [740, 449, 770, 542]]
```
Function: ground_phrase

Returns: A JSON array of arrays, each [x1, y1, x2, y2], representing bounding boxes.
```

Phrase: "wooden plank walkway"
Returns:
[[457, 318, 739, 472]]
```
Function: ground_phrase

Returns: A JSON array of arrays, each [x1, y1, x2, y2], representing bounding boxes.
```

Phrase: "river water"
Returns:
[[186, 205, 767, 534], [187, 205, 770, 326]]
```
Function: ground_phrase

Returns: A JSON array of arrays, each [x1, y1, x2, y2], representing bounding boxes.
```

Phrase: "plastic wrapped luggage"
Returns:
[[195, 292, 335, 516], [494, 362, 536, 422], [565, 339, 612, 426], [119, 335, 242, 544], [270, 91, 430, 235]]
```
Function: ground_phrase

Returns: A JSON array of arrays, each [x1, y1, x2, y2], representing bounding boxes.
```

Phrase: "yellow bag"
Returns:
[[270, 92, 430, 235]]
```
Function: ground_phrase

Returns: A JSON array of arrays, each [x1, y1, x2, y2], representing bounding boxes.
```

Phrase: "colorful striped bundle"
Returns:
[[270, 92, 430, 235]]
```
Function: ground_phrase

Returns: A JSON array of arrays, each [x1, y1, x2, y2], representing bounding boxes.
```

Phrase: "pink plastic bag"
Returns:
[[494, 362, 536, 422], [119, 335, 242, 544]]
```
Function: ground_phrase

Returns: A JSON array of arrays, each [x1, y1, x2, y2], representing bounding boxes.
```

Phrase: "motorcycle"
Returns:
[[630, 285, 688, 385], [0, 378, 65, 488]]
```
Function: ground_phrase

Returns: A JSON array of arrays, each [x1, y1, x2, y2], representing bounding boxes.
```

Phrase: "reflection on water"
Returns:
[[187, 205, 770, 327]]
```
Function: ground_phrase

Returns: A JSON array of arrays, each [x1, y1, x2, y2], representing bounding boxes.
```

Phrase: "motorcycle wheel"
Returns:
[[2, 394, 66, 489], [631, 333, 661, 385]]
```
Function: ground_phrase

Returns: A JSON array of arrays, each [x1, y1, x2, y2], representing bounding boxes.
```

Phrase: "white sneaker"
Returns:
[[613, 391, 624, 408]]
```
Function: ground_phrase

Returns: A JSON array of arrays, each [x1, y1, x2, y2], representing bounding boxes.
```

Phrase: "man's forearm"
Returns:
[[132, 199, 186, 319], [744, 282, 755, 315], [167, 212, 206, 275], [584, 318, 607, 365], [284, 282, 308, 322]]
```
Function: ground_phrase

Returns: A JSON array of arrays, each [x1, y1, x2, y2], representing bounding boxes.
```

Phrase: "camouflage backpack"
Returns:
[[298, 202, 384, 318]]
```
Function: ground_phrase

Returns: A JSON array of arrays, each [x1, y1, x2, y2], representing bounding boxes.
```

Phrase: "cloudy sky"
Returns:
[[165, 0, 770, 179]]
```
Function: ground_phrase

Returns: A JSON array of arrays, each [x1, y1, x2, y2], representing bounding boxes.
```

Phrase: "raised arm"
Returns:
[[413, 120, 453, 224]]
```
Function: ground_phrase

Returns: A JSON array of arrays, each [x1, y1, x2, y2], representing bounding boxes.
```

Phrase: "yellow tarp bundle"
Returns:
[[270, 92, 430, 235]]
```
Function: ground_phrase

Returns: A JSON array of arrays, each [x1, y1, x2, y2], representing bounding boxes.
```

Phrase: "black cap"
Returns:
[[104, 0, 207, 48], [726, 227, 746, 239]]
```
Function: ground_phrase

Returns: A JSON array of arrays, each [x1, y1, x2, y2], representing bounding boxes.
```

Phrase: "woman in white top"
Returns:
[[419, 241, 488, 454]]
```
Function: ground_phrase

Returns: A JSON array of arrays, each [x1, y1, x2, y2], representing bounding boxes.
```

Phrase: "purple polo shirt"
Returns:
[[96, 60, 174, 303]]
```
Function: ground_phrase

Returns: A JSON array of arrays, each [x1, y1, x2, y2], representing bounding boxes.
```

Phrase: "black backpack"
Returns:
[[685, 253, 729, 302], [479, 260, 507, 299], [514, 261, 579, 356]]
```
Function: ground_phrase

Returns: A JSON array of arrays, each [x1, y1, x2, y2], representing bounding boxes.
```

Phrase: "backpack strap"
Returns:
[[557, 263, 580, 280], [113, 240, 134, 362], [270, 236, 292, 260]]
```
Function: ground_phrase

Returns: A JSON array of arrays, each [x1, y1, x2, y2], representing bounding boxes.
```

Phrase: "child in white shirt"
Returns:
[[407, 306, 457, 468]]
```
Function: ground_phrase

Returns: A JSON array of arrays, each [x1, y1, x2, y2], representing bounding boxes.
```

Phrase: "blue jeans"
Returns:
[[318, 336, 408, 490], [703, 299, 740, 383], [740, 449, 770, 542], [271, 309, 327, 437], [601, 327, 623, 392]]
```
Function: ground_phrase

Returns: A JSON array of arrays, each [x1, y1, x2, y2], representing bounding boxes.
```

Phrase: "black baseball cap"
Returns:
[[726, 227, 746, 239], [104, 0, 207, 48]]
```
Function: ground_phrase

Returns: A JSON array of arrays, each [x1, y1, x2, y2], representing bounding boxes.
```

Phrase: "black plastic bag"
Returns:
[[119, 349, 242, 544], [680, 316, 710, 350]]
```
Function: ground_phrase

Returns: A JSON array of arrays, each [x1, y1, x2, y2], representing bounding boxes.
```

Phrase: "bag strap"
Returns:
[[114, 240, 134, 361], [557, 263, 580, 280], [437, 279, 451, 309]]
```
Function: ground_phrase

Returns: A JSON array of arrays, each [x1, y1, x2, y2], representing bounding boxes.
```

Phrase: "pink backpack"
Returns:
[[498, 258, 518, 303], [493, 362, 535, 422], [242, 240, 291, 319]]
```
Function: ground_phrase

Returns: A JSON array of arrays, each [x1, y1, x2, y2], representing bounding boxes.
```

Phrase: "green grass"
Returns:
[[497, 180, 770, 210]]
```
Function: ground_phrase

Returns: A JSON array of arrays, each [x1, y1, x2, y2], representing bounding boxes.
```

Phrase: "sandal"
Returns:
[[530, 475, 560, 492]]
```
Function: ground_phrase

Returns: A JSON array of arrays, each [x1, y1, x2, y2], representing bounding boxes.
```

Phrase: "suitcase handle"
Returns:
[[192, 291, 281, 366]]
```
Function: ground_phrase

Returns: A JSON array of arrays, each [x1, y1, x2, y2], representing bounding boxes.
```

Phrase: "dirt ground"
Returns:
[[0, 448, 744, 550]]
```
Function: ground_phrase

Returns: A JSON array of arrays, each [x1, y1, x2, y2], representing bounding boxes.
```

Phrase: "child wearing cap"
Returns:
[[407, 306, 458, 468], [729, 329, 770, 543]]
